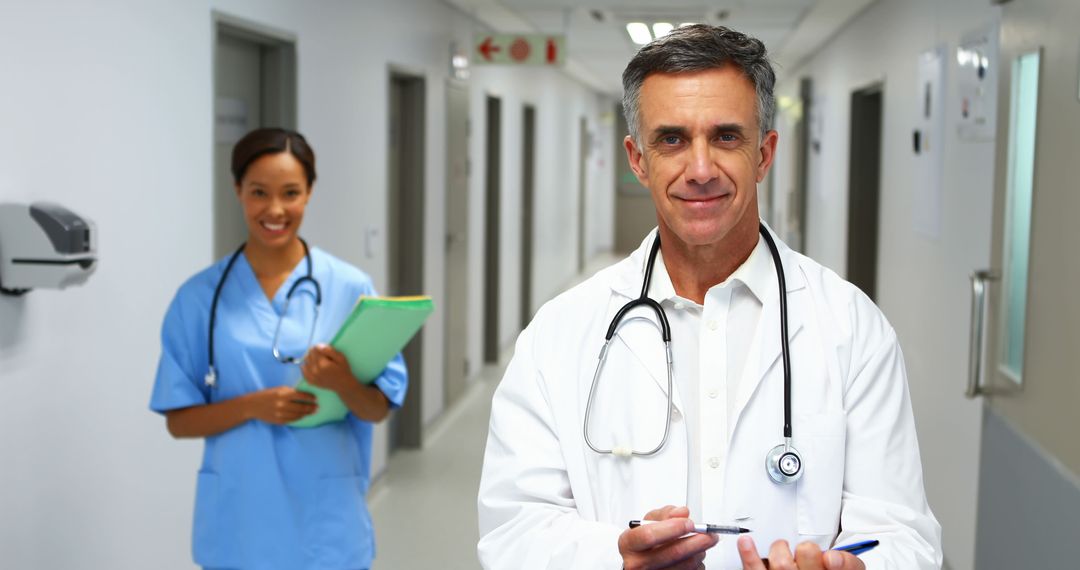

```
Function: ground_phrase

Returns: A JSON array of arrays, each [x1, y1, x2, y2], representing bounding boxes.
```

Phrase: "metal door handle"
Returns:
[[967, 270, 998, 398]]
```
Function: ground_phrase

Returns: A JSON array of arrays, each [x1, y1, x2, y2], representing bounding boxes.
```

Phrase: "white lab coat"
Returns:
[[477, 228, 942, 569]]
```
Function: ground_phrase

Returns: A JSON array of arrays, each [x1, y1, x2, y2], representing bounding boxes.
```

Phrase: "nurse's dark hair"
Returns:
[[621, 24, 776, 144], [230, 128, 317, 186]]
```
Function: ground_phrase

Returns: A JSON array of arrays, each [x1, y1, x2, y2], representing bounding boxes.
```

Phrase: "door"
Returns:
[[212, 20, 296, 259], [483, 95, 501, 364], [444, 80, 470, 406], [972, 1, 1080, 561], [845, 84, 883, 300], [520, 104, 536, 329], [789, 78, 812, 252], [577, 117, 589, 272], [387, 72, 426, 449]]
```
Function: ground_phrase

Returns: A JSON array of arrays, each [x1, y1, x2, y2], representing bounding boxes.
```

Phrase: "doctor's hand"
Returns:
[[736, 536, 865, 570], [301, 344, 356, 394], [244, 386, 318, 425], [619, 505, 718, 570]]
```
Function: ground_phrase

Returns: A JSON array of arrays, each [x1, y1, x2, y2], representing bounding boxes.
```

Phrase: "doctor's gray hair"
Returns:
[[621, 24, 776, 145]]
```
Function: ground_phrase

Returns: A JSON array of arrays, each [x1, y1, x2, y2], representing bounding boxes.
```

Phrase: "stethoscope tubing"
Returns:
[[206, 238, 321, 387], [758, 227, 793, 439], [583, 222, 801, 483]]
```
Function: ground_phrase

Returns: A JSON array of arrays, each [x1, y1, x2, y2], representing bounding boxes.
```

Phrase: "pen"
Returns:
[[628, 519, 752, 535], [833, 539, 879, 556], [758, 539, 880, 567]]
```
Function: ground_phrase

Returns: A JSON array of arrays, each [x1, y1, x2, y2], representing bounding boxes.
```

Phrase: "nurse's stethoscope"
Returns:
[[203, 238, 322, 388], [583, 222, 803, 485]]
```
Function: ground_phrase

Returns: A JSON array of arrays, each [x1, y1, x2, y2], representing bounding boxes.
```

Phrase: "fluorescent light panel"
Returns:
[[652, 22, 674, 38], [626, 22, 652, 45]]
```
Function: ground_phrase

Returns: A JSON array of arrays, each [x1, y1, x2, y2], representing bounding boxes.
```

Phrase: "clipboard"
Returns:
[[290, 295, 434, 428]]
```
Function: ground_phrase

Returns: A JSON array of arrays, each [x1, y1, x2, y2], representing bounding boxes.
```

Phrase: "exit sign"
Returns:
[[473, 34, 566, 66]]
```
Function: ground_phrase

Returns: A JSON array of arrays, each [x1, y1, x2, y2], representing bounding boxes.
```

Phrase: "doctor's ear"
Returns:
[[624, 135, 648, 182]]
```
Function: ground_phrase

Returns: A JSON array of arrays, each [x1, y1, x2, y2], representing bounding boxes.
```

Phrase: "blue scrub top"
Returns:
[[150, 247, 408, 570]]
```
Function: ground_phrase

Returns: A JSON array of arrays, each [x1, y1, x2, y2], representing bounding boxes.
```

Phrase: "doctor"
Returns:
[[477, 25, 941, 570], [150, 128, 407, 569]]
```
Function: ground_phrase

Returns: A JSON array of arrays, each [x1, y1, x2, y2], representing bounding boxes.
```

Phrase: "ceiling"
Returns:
[[443, 0, 878, 95]]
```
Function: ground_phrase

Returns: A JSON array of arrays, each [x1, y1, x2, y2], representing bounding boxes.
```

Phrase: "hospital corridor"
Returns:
[[1, 0, 1078, 569]]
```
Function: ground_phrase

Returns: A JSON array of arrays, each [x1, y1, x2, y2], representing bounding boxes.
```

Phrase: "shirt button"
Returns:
[[673, 301, 686, 311], [707, 320, 719, 331], [708, 390, 719, 399], [671, 408, 682, 421], [709, 457, 721, 469]]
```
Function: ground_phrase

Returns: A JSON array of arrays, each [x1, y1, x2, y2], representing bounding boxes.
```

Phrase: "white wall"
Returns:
[[771, 1, 1000, 568], [0, 1, 614, 567]]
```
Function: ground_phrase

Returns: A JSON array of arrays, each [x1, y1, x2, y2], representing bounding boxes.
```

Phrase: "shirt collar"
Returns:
[[646, 236, 773, 305]]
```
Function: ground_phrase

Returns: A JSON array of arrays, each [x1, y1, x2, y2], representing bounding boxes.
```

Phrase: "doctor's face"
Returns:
[[625, 66, 777, 249], [235, 151, 312, 251]]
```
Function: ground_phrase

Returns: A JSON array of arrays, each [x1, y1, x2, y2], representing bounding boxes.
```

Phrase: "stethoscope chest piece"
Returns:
[[765, 439, 804, 485]]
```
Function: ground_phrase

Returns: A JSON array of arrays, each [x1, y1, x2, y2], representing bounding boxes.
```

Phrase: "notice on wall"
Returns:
[[215, 98, 250, 145], [956, 24, 999, 142], [473, 34, 566, 66], [913, 47, 946, 239]]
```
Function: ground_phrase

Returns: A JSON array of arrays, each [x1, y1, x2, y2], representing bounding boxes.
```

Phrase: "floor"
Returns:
[[369, 252, 623, 569]]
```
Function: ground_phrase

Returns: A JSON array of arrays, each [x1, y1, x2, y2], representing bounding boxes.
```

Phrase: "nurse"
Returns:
[[150, 128, 406, 570]]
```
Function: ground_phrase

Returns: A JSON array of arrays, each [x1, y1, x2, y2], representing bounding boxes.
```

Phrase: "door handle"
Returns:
[[967, 270, 998, 398]]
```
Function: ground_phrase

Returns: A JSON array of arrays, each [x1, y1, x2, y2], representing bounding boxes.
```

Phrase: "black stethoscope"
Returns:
[[203, 238, 322, 388], [583, 222, 803, 485]]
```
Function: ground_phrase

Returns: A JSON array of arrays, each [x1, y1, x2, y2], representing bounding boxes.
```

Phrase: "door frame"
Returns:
[[483, 95, 502, 364], [443, 79, 470, 406], [845, 82, 884, 300], [386, 68, 426, 449], [211, 13, 297, 260], [520, 104, 536, 330]]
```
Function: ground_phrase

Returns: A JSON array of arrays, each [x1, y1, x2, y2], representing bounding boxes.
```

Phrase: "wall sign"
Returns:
[[473, 34, 565, 66], [956, 23, 1000, 141], [913, 46, 946, 238]]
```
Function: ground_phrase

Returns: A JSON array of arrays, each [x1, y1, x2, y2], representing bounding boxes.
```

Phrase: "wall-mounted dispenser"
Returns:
[[0, 202, 97, 295]]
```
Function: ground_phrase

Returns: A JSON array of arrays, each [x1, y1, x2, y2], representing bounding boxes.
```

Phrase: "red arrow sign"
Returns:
[[478, 37, 500, 61]]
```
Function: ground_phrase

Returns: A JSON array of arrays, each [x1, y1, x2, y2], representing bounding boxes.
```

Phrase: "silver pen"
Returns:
[[628, 519, 752, 535]]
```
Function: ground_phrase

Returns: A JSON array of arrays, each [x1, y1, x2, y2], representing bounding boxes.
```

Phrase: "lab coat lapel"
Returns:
[[731, 245, 807, 432]]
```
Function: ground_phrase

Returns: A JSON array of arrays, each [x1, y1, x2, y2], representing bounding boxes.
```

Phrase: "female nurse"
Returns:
[[150, 128, 407, 570]]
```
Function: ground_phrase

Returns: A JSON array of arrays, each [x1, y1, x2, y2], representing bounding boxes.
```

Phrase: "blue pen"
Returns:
[[757, 539, 880, 566], [833, 539, 880, 556]]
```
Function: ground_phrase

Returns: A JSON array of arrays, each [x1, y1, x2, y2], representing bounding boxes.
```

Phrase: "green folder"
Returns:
[[290, 296, 434, 428]]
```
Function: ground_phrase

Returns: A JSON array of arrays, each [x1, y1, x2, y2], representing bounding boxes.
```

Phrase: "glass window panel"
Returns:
[[999, 49, 1040, 384]]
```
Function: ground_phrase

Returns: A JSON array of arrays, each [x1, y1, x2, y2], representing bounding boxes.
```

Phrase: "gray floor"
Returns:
[[370, 252, 623, 569]]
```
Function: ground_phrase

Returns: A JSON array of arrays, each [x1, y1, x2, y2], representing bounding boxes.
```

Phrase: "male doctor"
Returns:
[[477, 24, 941, 570]]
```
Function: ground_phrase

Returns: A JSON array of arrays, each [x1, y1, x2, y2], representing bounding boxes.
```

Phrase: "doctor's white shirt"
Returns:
[[649, 238, 773, 523]]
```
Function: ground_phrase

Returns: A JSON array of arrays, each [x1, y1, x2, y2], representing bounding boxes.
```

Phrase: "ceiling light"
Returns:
[[626, 22, 652, 45], [652, 22, 674, 38]]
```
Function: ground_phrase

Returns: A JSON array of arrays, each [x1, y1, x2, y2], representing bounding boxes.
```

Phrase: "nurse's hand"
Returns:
[[619, 505, 717, 570], [301, 344, 356, 394], [736, 536, 865, 570], [246, 386, 318, 425]]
